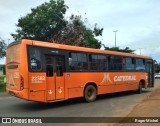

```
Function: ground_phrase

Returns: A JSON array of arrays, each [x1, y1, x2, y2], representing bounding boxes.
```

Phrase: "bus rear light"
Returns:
[[20, 75, 24, 90]]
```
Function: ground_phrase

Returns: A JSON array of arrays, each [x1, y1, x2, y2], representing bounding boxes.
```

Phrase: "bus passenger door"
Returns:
[[55, 56, 65, 100], [46, 55, 65, 101], [146, 60, 154, 87]]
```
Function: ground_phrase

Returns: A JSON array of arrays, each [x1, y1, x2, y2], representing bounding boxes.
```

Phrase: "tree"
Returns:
[[54, 14, 103, 48], [103, 45, 134, 53], [0, 40, 7, 58], [11, 0, 68, 42], [11, 0, 103, 49], [120, 47, 135, 53]]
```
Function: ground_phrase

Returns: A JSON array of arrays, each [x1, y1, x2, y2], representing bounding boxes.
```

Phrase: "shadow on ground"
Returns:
[[14, 89, 152, 112]]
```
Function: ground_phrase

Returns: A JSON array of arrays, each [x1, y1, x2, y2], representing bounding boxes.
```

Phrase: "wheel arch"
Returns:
[[140, 79, 146, 88]]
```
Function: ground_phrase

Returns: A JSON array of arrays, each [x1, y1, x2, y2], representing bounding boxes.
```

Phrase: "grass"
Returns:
[[0, 75, 6, 92], [0, 83, 6, 92], [0, 71, 2, 75]]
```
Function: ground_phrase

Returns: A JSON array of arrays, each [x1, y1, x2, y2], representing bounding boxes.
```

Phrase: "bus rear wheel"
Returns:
[[84, 85, 97, 102]]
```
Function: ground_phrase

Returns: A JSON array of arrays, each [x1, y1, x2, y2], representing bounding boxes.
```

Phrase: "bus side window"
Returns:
[[108, 56, 113, 70], [46, 65, 53, 77], [108, 56, 122, 71], [136, 59, 145, 71], [56, 57, 64, 76], [122, 57, 126, 70], [56, 65, 63, 76], [126, 57, 135, 70], [69, 52, 88, 71], [69, 54, 75, 70], [31, 58, 38, 70], [114, 56, 122, 70], [89, 54, 107, 71], [29, 47, 42, 71]]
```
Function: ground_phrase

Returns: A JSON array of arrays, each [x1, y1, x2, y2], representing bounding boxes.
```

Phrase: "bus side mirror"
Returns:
[[56, 66, 63, 76]]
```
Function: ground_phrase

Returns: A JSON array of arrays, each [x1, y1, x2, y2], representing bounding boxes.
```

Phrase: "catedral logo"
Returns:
[[114, 76, 136, 81]]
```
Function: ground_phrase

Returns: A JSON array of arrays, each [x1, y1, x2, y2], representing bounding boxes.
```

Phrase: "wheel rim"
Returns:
[[87, 89, 93, 97], [87, 88, 95, 99], [85, 85, 97, 102]]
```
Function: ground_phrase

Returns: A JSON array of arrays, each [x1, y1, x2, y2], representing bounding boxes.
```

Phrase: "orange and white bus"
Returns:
[[6, 39, 154, 102]]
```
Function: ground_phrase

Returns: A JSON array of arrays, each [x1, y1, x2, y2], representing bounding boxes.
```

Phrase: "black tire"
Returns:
[[137, 82, 142, 94], [84, 85, 97, 102]]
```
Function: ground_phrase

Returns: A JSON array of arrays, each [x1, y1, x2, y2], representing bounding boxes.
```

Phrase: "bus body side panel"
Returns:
[[28, 72, 46, 102], [65, 72, 148, 99], [67, 73, 98, 98], [65, 72, 96, 99]]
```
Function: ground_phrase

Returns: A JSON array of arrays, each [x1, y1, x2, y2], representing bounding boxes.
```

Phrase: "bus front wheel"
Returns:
[[137, 81, 142, 94], [84, 85, 97, 102]]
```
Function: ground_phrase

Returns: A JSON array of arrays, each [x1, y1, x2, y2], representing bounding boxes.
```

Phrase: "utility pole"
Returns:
[[139, 48, 142, 55], [113, 30, 118, 47]]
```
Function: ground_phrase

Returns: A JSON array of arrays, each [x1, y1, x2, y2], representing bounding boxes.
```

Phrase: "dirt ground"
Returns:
[[114, 83, 160, 126]]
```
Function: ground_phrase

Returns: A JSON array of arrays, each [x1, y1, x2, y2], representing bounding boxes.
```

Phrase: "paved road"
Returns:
[[0, 79, 160, 126]]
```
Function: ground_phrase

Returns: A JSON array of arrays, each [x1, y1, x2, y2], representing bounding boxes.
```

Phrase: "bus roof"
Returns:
[[19, 39, 152, 59]]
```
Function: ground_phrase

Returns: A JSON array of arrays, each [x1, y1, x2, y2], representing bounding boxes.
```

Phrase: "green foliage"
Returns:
[[11, 0, 103, 49], [103, 45, 134, 53], [56, 14, 103, 48], [0, 76, 6, 92], [0, 82, 6, 92], [12, 0, 68, 41], [0, 40, 7, 58]]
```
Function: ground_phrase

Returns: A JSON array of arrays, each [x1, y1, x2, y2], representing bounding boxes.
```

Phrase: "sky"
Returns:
[[0, 0, 160, 64]]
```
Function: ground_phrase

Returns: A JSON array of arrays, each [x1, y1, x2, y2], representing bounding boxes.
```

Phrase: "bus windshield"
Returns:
[[6, 44, 21, 64]]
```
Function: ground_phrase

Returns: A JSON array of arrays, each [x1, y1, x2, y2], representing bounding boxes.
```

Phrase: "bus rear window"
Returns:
[[28, 46, 42, 71], [6, 44, 21, 64]]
